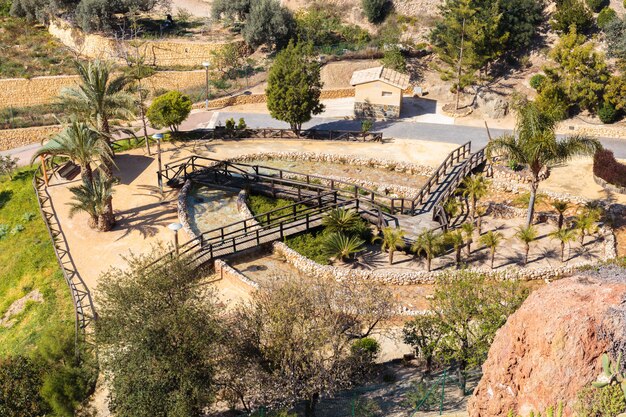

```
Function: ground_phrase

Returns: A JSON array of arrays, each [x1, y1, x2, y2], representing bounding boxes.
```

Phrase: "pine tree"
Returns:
[[266, 41, 324, 134]]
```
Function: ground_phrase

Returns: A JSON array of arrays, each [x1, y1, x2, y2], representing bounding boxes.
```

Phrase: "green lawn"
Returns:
[[0, 167, 73, 357]]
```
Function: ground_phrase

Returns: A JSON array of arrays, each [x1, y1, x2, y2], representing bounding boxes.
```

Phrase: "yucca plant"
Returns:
[[551, 200, 569, 230], [412, 230, 444, 272], [462, 174, 490, 222], [67, 176, 115, 231], [323, 232, 364, 262], [479, 230, 503, 269], [549, 227, 576, 262], [515, 225, 538, 266], [574, 211, 598, 246], [461, 222, 475, 256], [322, 208, 361, 235], [444, 230, 464, 269], [373, 227, 406, 265]]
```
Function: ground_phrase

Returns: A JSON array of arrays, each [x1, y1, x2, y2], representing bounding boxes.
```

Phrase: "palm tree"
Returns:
[[68, 176, 114, 231], [443, 197, 461, 219], [551, 200, 569, 230], [515, 225, 538, 266], [58, 60, 135, 142], [31, 120, 113, 185], [550, 228, 576, 262], [461, 222, 475, 256], [479, 230, 503, 269], [412, 230, 444, 272], [574, 212, 598, 246], [323, 232, 364, 262], [487, 100, 601, 227], [373, 227, 406, 265], [475, 206, 487, 235], [444, 230, 464, 269], [461, 174, 489, 223], [550, 227, 576, 262], [322, 208, 361, 234]]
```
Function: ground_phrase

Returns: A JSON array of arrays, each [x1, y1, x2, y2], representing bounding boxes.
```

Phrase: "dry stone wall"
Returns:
[[49, 19, 239, 67], [560, 123, 626, 140], [0, 125, 63, 151], [194, 88, 355, 110]]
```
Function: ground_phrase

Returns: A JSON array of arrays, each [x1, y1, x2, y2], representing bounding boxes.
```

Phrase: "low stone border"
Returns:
[[227, 152, 434, 177], [214, 259, 259, 289], [492, 164, 550, 184], [489, 178, 590, 205], [177, 180, 197, 239], [593, 174, 626, 195]]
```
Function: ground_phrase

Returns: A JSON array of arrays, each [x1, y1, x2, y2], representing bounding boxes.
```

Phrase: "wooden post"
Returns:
[[40, 156, 49, 187]]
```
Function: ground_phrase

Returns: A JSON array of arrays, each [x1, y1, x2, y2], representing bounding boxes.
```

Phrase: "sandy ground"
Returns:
[[46, 137, 456, 294]]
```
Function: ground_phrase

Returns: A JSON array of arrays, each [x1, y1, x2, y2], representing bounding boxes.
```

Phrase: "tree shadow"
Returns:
[[113, 197, 178, 240], [114, 154, 154, 185], [0, 190, 12, 209]]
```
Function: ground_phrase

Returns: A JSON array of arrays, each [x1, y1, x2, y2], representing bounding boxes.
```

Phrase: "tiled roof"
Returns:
[[349, 66, 411, 89]]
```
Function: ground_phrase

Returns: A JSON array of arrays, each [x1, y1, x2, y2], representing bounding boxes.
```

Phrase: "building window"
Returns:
[[382, 91, 393, 97]]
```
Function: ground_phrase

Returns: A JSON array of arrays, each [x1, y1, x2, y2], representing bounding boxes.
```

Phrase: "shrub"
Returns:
[[576, 384, 626, 417], [285, 231, 330, 264], [552, 0, 594, 33], [361, 119, 373, 133], [242, 0, 295, 50], [11, 224, 24, 235], [225, 117, 236, 130], [0, 155, 18, 179], [0, 356, 48, 417], [593, 149, 626, 187], [146, 91, 192, 132], [597, 7, 618, 28], [351, 337, 380, 359], [362, 0, 389, 24], [598, 101, 619, 124], [0, 224, 8, 239], [0, 0, 10, 16], [586, 0, 608, 12], [530, 74, 547, 90], [322, 232, 365, 261], [237, 117, 247, 130], [382, 47, 407, 73]]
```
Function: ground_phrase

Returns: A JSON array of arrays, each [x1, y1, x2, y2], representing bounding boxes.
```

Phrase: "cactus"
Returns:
[[592, 353, 626, 399]]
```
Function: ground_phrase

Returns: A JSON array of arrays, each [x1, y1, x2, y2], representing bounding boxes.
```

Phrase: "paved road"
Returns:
[[211, 111, 626, 158], [4, 110, 626, 165]]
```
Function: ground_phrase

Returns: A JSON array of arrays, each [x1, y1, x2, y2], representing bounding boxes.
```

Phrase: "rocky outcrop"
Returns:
[[468, 267, 626, 417], [477, 91, 509, 119]]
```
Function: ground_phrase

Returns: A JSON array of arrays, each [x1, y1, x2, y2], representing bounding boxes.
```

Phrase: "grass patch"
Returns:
[[0, 17, 79, 79], [284, 231, 331, 265], [0, 103, 69, 129], [0, 167, 73, 357]]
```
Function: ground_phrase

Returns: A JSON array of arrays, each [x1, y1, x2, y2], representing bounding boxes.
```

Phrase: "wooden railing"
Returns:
[[199, 127, 383, 142], [430, 147, 488, 228], [32, 163, 97, 349], [389, 142, 471, 215]]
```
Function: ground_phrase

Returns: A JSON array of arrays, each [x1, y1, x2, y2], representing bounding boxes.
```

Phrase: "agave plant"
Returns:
[[592, 353, 626, 400], [323, 232, 364, 262], [67, 175, 115, 231]]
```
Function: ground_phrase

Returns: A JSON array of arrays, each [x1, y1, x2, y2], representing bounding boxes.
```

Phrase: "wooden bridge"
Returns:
[[157, 141, 487, 264]]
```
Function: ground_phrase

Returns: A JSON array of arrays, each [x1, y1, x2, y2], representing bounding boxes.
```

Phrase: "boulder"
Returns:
[[468, 268, 626, 417], [477, 91, 509, 119]]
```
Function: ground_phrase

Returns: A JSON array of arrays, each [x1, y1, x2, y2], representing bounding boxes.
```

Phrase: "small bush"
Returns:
[[0, 224, 8, 239], [552, 0, 594, 33], [11, 224, 24, 235], [586, 0, 609, 12], [576, 383, 626, 417], [597, 7, 618, 28], [362, 0, 389, 23], [361, 119, 373, 133], [382, 47, 407, 73], [351, 337, 380, 358], [285, 231, 330, 264], [22, 212, 36, 222], [598, 101, 619, 124], [594, 149, 626, 187], [237, 117, 247, 130], [0, 356, 48, 417], [529, 74, 547, 90]]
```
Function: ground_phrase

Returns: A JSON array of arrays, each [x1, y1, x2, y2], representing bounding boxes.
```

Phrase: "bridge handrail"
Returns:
[[32, 162, 97, 348]]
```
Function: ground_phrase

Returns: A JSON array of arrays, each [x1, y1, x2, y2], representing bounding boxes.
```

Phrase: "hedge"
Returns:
[[593, 149, 626, 187]]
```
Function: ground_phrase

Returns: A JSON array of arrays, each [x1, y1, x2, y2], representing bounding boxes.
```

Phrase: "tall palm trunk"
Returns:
[[526, 179, 539, 228], [99, 116, 115, 230], [80, 163, 94, 184], [524, 243, 529, 266], [558, 213, 564, 230], [455, 246, 461, 269], [490, 248, 495, 269], [427, 255, 432, 272], [560, 241, 566, 262], [389, 249, 394, 265]]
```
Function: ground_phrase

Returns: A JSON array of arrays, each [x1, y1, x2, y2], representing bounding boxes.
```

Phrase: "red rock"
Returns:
[[468, 269, 626, 417]]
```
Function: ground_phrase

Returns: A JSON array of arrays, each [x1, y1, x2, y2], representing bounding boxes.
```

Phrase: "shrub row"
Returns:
[[593, 149, 626, 187]]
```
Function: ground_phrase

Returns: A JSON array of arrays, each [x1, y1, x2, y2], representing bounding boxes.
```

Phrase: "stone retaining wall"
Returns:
[[49, 19, 238, 67], [560, 123, 626, 140], [0, 70, 210, 110], [177, 180, 197, 240], [193, 88, 355, 110], [490, 177, 590, 205], [0, 125, 63, 151]]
